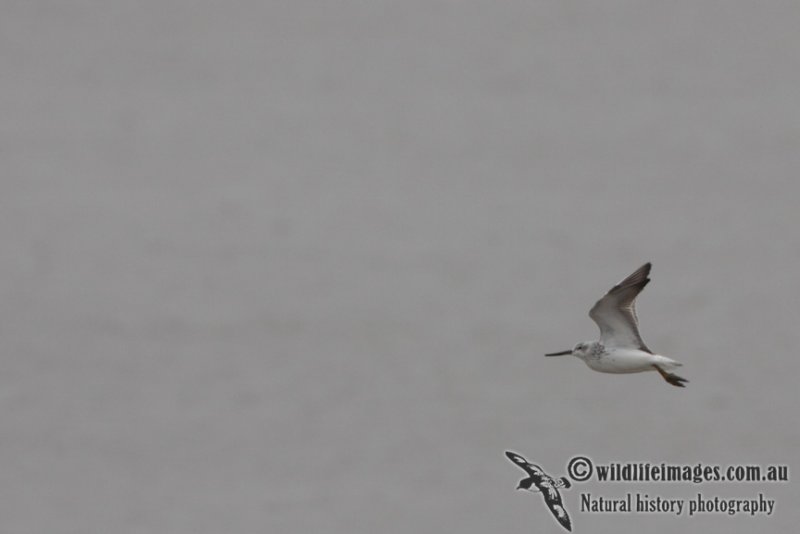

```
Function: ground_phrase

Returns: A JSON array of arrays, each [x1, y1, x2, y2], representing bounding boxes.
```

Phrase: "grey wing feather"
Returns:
[[589, 262, 652, 352]]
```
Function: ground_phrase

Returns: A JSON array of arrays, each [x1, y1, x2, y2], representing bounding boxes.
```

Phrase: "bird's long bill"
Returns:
[[545, 350, 572, 357]]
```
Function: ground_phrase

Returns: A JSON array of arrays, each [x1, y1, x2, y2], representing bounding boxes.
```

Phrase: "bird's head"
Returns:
[[546, 342, 594, 359], [516, 478, 534, 490]]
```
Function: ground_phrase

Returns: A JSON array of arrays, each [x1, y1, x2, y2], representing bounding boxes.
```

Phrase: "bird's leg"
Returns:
[[653, 365, 689, 388]]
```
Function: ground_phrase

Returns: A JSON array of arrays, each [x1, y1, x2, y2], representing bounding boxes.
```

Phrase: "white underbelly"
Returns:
[[584, 349, 681, 374]]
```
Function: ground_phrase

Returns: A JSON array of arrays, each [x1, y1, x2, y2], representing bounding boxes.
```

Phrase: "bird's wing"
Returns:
[[541, 486, 573, 532], [589, 262, 652, 352], [505, 451, 537, 477]]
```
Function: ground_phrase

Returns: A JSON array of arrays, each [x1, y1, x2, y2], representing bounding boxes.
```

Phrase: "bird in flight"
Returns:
[[505, 451, 572, 532], [545, 262, 688, 387]]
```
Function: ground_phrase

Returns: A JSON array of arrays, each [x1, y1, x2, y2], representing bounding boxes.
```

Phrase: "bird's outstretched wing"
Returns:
[[505, 451, 542, 478], [589, 262, 652, 352], [541, 487, 572, 532]]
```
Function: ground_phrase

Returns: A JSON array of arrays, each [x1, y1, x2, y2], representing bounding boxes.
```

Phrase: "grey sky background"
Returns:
[[1, 2, 798, 533]]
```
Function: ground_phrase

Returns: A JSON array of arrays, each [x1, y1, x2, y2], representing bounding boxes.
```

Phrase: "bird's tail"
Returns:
[[655, 355, 682, 369]]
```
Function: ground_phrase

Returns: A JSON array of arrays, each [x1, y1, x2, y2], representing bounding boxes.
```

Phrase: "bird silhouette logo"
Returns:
[[505, 451, 573, 532]]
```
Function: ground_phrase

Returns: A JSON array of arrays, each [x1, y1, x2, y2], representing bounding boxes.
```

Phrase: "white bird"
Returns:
[[545, 262, 688, 387]]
